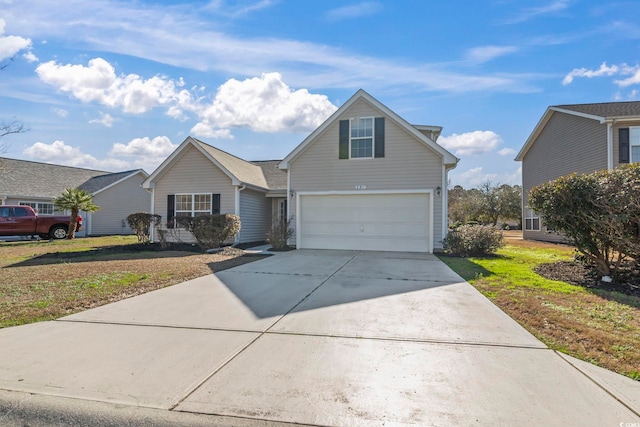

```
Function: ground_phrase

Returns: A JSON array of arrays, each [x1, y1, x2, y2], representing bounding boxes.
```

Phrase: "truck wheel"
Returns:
[[50, 226, 68, 240]]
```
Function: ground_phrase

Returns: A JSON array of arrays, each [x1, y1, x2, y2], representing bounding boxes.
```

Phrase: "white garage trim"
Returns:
[[295, 189, 434, 253]]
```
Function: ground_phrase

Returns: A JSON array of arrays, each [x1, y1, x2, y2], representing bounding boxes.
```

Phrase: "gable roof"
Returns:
[[142, 137, 287, 191], [78, 169, 148, 195], [0, 157, 110, 199], [278, 89, 458, 169], [516, 101, 640, 161]]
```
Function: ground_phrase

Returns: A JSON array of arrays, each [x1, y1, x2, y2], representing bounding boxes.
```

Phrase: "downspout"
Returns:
[[607, 120, 614, 170], [234, 184, 246, 244], [148, 186, 155, 242], [442, 165, 450, 247]]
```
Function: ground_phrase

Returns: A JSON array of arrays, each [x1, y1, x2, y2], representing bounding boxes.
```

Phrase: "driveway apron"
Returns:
[[0, 249, 639, 426]]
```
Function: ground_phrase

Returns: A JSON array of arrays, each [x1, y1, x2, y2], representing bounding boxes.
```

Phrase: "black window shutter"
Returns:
[[212, 194, 221, 214], [167, 194, 175, 228], [619, 128, 630, 164], [339, 120, 349, 159], [374, 117, 385, 158]]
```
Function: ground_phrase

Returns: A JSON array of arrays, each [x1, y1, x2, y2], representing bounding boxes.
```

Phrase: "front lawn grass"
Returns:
[[0, 236, 266, 328], [438, 242, 640, 381]]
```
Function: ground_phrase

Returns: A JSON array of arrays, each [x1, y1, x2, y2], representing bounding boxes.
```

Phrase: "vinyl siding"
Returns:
[[289, 99, 445, 249], [238, 188, 271, 242], [522, 112, 607, 242], [153, 145, 236, 243], [89, 173, 150, 235]]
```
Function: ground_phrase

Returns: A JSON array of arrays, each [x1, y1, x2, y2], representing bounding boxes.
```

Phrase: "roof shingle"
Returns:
[[554, 101, 640, 118]]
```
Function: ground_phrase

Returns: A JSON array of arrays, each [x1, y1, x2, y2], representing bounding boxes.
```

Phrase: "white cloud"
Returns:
[[498, 147, 516, 156], [89, 112, 116, 127], [194, 72, 338, 134], [503, 0, 571, 24], [110, 136, 177, 159], [438, 130, 503, 156], [190, 122, 234, 139], [325, 2, 383, 21], [22, 51, 38, 62], [23, 140, 128, 170], [466, 46, 518, 63], [450, 166, 521, 188], [52, 107, 68, 118], [0, 18, 32, 61], [614, 65, 640, 87], [36, 58, 189, 114], [562, 62, 619, 85], [205, 0, 275, 17], [23, 136, 178, 173]]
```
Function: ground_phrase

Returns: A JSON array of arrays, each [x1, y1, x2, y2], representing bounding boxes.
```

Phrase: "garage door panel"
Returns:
[[299, 193, 430, 253]]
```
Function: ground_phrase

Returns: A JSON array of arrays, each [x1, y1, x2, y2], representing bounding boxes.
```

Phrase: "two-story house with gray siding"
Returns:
[[515, 101, 640, 242]]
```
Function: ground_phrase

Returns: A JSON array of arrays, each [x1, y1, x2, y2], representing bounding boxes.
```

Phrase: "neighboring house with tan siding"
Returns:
[[144, 90, 458, 252], [0, 157, 150, 236], [516, 101, 640, 242], [142, 137, 287, 245]]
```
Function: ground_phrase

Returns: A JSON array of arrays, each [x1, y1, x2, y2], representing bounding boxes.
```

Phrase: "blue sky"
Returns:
[[1, 0, 640, 188]]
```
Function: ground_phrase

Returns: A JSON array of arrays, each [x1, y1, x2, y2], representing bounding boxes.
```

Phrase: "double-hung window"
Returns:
[[631, 128, 640, 163], [19, 201, 54, 215], [524, 207, 540, 231], [350, 117, 374, 159], [175, 193, 212, 220]]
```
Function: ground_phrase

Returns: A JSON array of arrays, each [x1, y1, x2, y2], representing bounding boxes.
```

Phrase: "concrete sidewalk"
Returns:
[[0, 250, 639, 426]]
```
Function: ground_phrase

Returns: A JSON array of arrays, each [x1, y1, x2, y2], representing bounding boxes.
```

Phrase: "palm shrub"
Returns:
[[177, 214, 241, 250], [53, 188, 99, 239], [443, 224, 504, 257]]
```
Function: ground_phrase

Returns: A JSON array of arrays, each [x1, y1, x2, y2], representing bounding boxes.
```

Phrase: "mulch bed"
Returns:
[[535, 261, 640, 298]]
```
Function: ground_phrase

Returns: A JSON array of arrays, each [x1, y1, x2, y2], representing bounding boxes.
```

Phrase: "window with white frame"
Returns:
[[524, 207, 540, 231], [175, 194, 212, 221], [350, 117, 374, 158], [630, 127, 640, 163], [19, 201, 54, 215]]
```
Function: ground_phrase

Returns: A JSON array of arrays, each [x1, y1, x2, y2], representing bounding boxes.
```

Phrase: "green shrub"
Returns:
[[266, 216, 294, 250], [177, 214, 241, 250], [529, 164, 640, 278], [443, 224, 504, 257], [126, 212, 161, 243]]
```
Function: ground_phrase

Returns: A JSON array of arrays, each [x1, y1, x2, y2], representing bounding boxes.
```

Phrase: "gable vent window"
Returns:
[[339, 117, 385, 159]]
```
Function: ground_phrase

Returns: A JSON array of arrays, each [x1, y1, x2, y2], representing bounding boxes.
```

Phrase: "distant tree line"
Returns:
[[448, 182, 522, 229]]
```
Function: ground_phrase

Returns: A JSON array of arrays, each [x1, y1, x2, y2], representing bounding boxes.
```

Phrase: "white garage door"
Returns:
[[298, 193, 430, 252]]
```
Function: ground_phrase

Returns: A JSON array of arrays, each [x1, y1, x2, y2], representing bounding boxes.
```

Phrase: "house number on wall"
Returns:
[[355, 185, 367, 190]]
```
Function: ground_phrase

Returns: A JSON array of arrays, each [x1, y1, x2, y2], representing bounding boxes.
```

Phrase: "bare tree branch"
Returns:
[[0, 119, 26, 138]]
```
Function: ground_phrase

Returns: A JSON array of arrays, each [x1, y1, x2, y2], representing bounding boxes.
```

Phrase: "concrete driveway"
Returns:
[[0, 250, 639, 426]]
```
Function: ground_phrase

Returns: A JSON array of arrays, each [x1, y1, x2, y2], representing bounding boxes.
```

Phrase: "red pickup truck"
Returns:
[[0, 205, 82, 240]]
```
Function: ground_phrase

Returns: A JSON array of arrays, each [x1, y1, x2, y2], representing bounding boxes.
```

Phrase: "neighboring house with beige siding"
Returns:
[[0, 157, 150, 237], [142, 137, 286, 245], [144, 90, 458, 252], [516, 101, 640, 242]]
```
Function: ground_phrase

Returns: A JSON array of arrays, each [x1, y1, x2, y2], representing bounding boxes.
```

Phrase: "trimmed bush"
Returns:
[[177, 214, 241, 250], [126, 212, 161, 243], [266, 216, 294, 250], [443, 224, 504, 257]]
